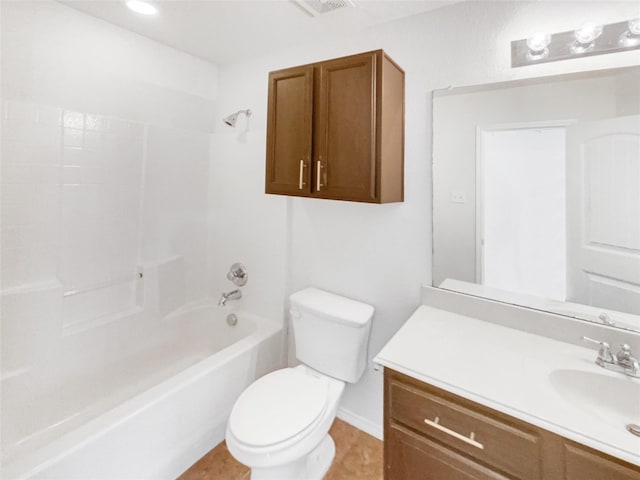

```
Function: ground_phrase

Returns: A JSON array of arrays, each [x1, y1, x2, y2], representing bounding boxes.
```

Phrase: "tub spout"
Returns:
[[218, 289, 242, 306]]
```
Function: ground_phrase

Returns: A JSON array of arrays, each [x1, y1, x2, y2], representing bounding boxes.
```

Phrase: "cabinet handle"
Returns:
[[423, 417, 484, 450], [298, 160, 306, 190], [317, 160, 324, 191]]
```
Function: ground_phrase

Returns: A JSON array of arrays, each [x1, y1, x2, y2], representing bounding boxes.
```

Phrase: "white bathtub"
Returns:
[[1, 303, 283, 479]]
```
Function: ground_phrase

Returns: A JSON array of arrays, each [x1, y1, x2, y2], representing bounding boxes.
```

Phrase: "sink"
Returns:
[[550, 369, 640, 426]]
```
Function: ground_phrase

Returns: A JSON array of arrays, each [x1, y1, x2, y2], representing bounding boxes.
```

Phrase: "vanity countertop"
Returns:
[[374, 305, 640, 466]]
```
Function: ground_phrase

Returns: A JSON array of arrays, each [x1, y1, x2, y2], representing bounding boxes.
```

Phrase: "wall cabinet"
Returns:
[[385, 369, 640, 480], [265, 50, 404, 203]]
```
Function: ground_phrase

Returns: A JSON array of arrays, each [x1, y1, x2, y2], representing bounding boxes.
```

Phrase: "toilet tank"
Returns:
[[289, 288, 374, 383]]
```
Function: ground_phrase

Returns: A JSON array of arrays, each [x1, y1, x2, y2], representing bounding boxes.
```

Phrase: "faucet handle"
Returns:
[[227, 263, 248, 286], [616, 344, 640, 375], [619, 344, 632, 354], [582, 336, 615, 365], [616, 344, 635, 362]]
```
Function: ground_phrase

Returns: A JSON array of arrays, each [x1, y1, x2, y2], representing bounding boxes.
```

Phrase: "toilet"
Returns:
[[225, 287, 374, 480]]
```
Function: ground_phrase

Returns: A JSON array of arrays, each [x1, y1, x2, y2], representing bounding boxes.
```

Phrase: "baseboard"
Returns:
[[336, 407, 383, 440]]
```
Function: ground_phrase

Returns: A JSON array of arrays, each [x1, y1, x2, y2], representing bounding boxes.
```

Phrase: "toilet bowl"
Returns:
[[225, 288, 374, 480], [225, 365, 345, 480]]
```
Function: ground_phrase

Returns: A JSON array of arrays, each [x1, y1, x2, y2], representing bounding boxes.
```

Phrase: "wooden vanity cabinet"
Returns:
[[265, 50, 404, 203], [563, 442, 640, 480], [384, 369, 640, 480]]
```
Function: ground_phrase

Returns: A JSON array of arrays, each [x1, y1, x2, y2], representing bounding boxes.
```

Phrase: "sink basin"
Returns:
[[550, 369, 640, 426]]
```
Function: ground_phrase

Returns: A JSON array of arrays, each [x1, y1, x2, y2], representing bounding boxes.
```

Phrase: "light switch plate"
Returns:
[[451, 190, 466, 204]]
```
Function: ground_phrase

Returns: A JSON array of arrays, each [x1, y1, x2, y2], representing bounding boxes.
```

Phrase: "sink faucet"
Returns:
[[218, 289, 242, 307], [583, 337, 640, 378]]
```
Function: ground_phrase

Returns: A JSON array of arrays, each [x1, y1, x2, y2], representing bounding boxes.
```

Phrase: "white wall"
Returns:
[[1, 1, 217, 120], [213, 0, 640, 435], [207, 131, 289, 324]]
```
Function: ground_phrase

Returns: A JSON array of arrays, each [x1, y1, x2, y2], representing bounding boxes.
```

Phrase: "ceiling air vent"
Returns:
[[294, 0, 355, 17]]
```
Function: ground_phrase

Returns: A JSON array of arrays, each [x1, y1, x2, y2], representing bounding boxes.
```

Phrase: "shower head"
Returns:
[[223, 109, 252, 127]]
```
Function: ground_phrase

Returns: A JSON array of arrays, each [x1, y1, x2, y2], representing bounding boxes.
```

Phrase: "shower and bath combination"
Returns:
[[223, 109, 252, 127]]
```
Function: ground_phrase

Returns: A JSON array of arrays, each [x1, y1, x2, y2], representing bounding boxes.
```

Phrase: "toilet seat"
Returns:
[[228, 368, 329, 448]]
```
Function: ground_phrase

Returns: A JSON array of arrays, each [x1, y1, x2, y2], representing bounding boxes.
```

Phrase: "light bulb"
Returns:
[[526, 32, 551, 52], [126, 0, 158, 15], [526, 32, 551, 61], [570, 22, 602, 54], [574, 22, 603, 44], [619, 17, 640, 47]]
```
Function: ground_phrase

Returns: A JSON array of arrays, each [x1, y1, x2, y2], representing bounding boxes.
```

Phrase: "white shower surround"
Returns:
[[2, 305, 282, 479], [1, 3, 286, 479]]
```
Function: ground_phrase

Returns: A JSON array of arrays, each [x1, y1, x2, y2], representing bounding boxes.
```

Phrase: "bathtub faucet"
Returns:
[[218, 289, 242, 306]]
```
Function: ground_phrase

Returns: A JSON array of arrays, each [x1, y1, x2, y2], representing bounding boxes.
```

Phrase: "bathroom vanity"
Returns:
[[407, 64, 640, 479], [375, 304, 640, 480]]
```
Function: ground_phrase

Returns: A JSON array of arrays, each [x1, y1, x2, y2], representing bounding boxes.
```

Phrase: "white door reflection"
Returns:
[[480, 126, 566, 301], [566, 115, 640, 315]]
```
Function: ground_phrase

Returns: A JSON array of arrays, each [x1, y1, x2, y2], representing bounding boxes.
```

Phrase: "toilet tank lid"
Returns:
[[289, 288, 374, 327]]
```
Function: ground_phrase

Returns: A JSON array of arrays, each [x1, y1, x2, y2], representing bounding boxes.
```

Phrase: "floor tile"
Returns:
[[178, 418, 383, 480]]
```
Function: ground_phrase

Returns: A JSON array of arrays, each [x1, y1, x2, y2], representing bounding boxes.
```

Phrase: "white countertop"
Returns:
[[374, 305, 640, 466]]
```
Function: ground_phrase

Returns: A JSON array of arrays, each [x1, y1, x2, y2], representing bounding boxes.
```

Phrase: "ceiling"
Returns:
[[60, 0, 458, 64]]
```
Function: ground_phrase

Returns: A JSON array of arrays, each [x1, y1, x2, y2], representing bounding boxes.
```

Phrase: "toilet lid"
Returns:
[[229, 368, 329, 448]]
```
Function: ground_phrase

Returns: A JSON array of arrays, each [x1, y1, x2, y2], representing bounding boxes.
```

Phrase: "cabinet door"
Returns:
[[387, 424, 510, 480], [316, 52, 377, 202], [265, 65, 313, 196], [563, 442, 640, 480]]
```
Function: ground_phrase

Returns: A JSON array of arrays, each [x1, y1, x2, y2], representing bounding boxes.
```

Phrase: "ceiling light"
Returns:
[[126, 0, 158, 16]]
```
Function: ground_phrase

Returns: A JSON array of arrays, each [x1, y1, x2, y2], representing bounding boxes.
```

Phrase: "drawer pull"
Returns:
[[424, 417, 484, 450]]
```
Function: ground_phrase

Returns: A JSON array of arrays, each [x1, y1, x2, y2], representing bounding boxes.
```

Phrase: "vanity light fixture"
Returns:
[[512, 18, 640, 67], [126, 0, 158, 16]]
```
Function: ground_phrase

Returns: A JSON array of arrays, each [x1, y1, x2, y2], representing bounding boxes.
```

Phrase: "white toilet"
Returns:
[[225, 287, 374, 480]]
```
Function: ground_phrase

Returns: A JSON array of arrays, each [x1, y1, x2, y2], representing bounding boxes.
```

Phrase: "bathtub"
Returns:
[[1, 303, 283, 479]]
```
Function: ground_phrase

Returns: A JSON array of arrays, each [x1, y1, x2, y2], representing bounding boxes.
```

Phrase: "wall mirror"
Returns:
[[432, 66, 640, 333]]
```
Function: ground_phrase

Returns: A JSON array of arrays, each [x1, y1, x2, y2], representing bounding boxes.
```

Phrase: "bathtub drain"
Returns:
[[227, 313, 238, 326]]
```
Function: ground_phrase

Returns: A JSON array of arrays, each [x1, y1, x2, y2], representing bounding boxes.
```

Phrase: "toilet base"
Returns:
[[250, 434, 336, 480]]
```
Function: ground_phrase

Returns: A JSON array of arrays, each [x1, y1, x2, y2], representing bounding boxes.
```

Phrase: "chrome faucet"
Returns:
[[583, 337, 640, 378], [218, 289, 242, 307]]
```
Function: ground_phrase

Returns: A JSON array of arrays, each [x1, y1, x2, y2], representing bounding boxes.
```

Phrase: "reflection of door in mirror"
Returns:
[[479, 126, 567, 302], [432, 66, 640, 332], [566, 115, 640, 315]]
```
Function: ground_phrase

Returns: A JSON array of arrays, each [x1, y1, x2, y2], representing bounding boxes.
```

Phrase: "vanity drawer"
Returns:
[[388, 374, 542, 479], [387, 423, 510, 480], [563, 442, 640, 480]]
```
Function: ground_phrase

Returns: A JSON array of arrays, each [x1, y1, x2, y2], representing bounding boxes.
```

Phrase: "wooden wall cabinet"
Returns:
[[385, 369, 640, 480], [265, 50, 404, 203]]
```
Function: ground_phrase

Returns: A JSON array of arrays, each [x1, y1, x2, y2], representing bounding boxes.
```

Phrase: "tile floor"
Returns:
[[178, 419, 383, 480]]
